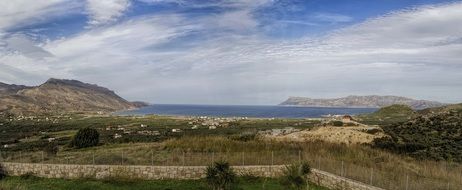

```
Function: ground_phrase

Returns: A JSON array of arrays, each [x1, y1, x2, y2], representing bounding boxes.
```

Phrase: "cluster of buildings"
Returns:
[[0, 114, 73, 124], [186, 116, 248, 130]]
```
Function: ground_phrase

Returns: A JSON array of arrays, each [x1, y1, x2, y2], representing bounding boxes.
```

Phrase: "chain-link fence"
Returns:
[[0, 150, 460, 190]]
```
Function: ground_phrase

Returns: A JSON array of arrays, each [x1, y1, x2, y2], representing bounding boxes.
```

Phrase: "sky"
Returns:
[[1, 0, 462, 105]]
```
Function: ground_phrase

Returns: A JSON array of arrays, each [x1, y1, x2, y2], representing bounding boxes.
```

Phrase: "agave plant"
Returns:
[[206, 161, 236, 190]]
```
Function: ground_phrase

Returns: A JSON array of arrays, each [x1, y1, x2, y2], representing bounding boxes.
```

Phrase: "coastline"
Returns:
[[113, 104, 377, 119]]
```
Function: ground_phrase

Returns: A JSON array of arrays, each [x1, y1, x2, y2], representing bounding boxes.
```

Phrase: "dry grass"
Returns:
[[1, 137, 461, 190]]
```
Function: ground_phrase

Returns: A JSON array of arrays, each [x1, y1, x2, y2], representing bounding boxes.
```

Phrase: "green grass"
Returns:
[[0, 176, 329, 190]]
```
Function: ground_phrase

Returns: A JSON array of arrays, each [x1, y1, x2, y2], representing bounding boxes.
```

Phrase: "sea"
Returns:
[[116, 104, 377, 118]]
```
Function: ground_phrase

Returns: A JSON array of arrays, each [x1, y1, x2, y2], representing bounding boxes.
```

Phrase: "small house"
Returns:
[[114, 133, 122, 139]]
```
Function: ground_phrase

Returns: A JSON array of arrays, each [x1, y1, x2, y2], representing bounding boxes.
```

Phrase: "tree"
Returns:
[[70, 128, 99, 148], [281, 162, 311, 189], [206, 161, 236, 190]]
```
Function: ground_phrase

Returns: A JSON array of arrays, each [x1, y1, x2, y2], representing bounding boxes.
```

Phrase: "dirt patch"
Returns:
[[264, 126, 386, 145]]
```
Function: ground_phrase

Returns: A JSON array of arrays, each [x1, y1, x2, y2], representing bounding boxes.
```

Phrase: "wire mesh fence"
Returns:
[[0, 150, 460, 190]]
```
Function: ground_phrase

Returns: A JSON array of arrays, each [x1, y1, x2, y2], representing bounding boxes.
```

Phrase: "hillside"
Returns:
[[0, 82, 30, 96], [0, 78, 143, 115], [280, 95, 444, 109], [374, 103, 462, 162], [358, 104, 416, 125]]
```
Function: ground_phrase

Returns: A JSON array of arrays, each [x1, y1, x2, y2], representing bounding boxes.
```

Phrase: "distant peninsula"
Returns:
[[279, 95, 445, 109]]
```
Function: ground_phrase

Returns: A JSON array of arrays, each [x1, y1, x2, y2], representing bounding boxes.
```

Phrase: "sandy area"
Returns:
[[265, 126, 386, 145]]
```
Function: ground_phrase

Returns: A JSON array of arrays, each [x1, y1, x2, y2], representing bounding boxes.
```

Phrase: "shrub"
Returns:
[[228, 132, 256, 142], [70, 128, 100, 148], [206, 161, 236, 190], [365, 128, 381, 134], [239, 171, 260, 182], [332, 121, 344, 127], [0, 164, 6, 180], [43, 142, 59, 156], [19, 172, 36, 180], [281, 162, 311, 189]]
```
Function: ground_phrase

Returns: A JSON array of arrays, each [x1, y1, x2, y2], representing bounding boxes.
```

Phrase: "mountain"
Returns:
[[0, 78, 144, 115], [0, 82, 30, 96], [279, 95, 445, 109]]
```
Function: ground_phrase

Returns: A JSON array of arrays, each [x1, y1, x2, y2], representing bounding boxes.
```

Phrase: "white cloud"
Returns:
[[1, 2, 462, 104], [0, 0, 79, 31], [4, 34, 53, 59], [86, 0, 131, 27]]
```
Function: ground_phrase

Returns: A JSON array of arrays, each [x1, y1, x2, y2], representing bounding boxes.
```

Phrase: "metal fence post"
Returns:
[[242, 152, 245, 166], [92, 151, 95, 165], [298, 150, 302, 163], [151, 151, 154, 166], [182, 151, 185, 166], [317, 156, 321, 170], [271, 151, 274, 166], [41, 151, 44, 163], [406, 174, 409, 190], [370, 167, 373, 185], [121, 150, 124, 165], [341, 161, 344, 177]]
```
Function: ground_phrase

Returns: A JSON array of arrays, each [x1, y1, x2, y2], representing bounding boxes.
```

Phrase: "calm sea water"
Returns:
[[116, 104, 377, 118]]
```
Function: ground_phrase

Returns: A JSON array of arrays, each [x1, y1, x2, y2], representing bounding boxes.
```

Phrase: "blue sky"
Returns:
[[1, 0, 462, 104]]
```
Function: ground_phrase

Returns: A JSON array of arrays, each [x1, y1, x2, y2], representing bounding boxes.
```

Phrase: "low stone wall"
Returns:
[[309, 169, 384, 190], [0, 163, 284, 180], [0, 162, 383, 190]]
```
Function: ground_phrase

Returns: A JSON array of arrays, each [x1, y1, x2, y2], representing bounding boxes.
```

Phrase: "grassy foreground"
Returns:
[[0, 176, 329, 190]]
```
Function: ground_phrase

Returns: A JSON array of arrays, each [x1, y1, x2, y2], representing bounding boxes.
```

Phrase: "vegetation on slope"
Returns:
[[358, 104, 415, 125], [374, 104, 462, 162]]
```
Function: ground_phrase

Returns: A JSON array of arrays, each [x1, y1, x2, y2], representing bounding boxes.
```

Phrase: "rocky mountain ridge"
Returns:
[[0, 79, 146, 115], [280, 95, 445, 109]]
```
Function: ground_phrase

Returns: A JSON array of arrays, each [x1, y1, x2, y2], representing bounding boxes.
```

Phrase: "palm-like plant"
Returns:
[[206, 161, 236, 190], [281, 162, 311, 189]]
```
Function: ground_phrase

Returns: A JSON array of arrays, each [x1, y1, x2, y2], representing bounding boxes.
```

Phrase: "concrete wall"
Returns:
[[0, 162, 383, 190]]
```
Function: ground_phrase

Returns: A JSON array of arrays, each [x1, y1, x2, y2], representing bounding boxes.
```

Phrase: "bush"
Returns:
[[70, 128, 100, 148], [19, 172, 36, 180], [332, 121, 344, 127], [228, 132, 256, 142], [0, 164, 6, 180], [206, 161, 236, 190], [43, 142, 59, 156], [281, 162, 311, 189]]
